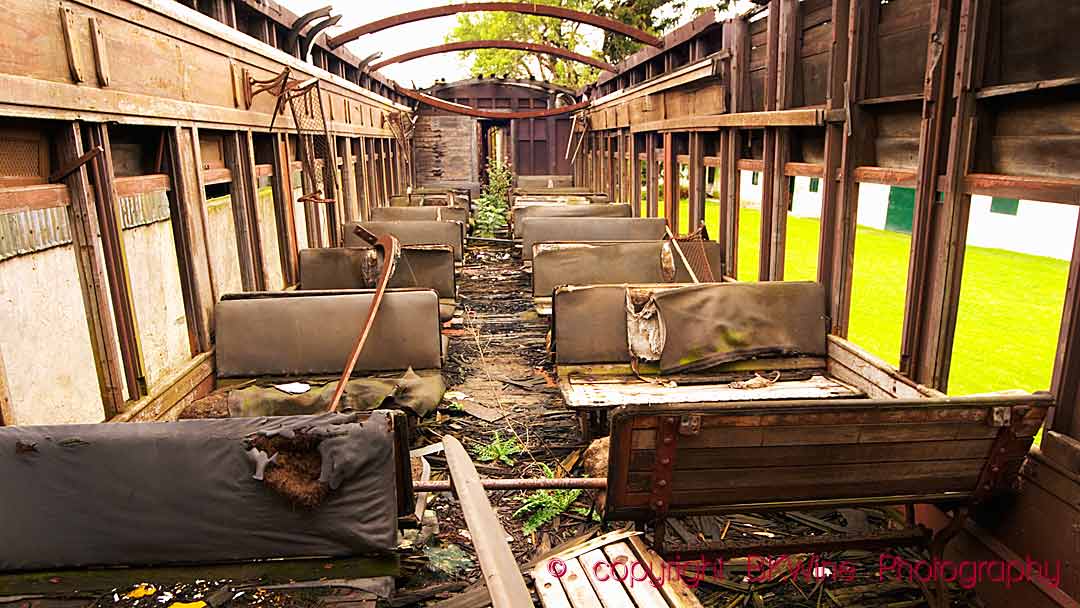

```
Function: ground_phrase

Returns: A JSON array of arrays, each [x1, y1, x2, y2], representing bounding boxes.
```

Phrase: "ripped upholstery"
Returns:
[[0, 412, 399, 570], [227, 368, 445, 418], [554, 282, 827, 372]]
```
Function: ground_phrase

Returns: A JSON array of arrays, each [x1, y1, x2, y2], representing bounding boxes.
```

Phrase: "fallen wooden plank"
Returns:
[[443, 435, 532, 608]]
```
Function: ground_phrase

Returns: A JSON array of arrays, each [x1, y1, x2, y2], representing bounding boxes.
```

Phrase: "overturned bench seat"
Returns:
[[553, 281, 1049, 563], [0, 411, 411, 571], [299, 246, 458, 322], [531, 240, 724, 314], [209, 289, 445, 418], [344, 220, 464, 262], [520, 216, 668, 263]]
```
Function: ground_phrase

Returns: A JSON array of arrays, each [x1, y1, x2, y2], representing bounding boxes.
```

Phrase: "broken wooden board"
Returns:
[[531, 528, 704, 608], [561, 374, 864, 409]]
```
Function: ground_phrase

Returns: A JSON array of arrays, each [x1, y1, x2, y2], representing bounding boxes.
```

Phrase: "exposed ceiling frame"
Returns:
[[371, 40, 615, 72], [327, 3, 663, 49]]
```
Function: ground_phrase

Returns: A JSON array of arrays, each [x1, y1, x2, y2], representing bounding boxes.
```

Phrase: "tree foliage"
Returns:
[[447, 0, 697, 88]]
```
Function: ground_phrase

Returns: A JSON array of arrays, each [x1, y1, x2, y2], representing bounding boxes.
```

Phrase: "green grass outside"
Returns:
[[648, 196, 1067, 397]]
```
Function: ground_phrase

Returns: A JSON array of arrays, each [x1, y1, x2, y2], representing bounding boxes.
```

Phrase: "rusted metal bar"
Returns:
[[285, 6, 331, 56], [49, 145, 102, 183], [443, 435, 533, 608], [327, 3, 663, 49], [413, 477, 608, 493], [298, 15, 342, 62], [372, 40, 615, 72], [394, 86, 588, 120], [327, 226, 401, 413]]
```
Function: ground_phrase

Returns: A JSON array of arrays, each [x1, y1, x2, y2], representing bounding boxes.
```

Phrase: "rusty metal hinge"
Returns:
[[990, 406, 1012, 427], [679, 414, 701, 436], [650, 416, 679, 517]]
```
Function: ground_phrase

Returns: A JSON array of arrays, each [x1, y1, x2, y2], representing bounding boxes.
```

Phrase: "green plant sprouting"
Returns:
[[513, 463, 583, 534], [472, 431, 522, 466], [472, 158, 513, 237]]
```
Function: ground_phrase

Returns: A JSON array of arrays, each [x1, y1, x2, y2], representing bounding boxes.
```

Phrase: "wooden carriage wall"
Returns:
[[413, 79, 577, 193], [0, 0, 414, 427]]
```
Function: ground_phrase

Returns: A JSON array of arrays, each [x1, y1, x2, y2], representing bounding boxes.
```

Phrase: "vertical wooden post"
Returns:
[[165, 126, 215, 352], [766, 0, 800, 280], [355, 138, 371, 219], [1051, 220, 1080, 437], [340, 137, 358, 222], [646, 133, 659, 218], [817, 0, 851, 331], [903, 0, 986, 389], [0, 345, 13, 425], [629, 132, 642, 216], [224, 132, 260, 291], [59, 122, 125, 416], [827, 0, 877, 337], [722, 18, 750, 278], [663, 132, 676, 231], [382, 139, 392, 203], [270, 133, 298, 285], [87, 122, 145, 400], [242, 131, 267, 288], [688, 132, 705, 232], [190, 127, 220, 303]]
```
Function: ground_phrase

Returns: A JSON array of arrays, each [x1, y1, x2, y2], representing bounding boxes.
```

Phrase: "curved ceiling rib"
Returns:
[[394, 85, 589, 120], [370, 40, 615, 72], [327, 3, 662, 49]]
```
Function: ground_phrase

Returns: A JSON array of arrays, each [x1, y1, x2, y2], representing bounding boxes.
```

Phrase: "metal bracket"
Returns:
[[678, 414, 701, 436], [990, 406, 1012, 427], [649, 416, 679, 518]]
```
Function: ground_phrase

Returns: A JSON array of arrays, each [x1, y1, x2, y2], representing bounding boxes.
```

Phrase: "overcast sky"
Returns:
[[283, 0, 752, 88]]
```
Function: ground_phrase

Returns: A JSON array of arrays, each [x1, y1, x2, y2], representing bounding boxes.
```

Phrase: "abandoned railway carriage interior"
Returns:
[[0, 0, 1078, 606]]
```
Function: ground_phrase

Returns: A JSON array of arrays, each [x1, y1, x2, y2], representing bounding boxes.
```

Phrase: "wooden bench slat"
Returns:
[[630, 421, 999, 449], [626, 536, 704, 608], [627, 439, 997, 471], [626, 459, 985, 492], [561, 558, 605, 608], [600, 542, 671, 607], [579, 549, 637, 608], [533, 560, 574, 608], [621, 477, 979, 508], [627, 405, 992, 429]]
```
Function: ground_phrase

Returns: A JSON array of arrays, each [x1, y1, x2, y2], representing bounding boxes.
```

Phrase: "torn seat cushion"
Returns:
[[228, 368, 445, 418], [520, 217, 667, 260], [344, 221, 464, 261], [215, 290, 442, 377], [652, 282, 828, 373], [0, 412, 399, 570]]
